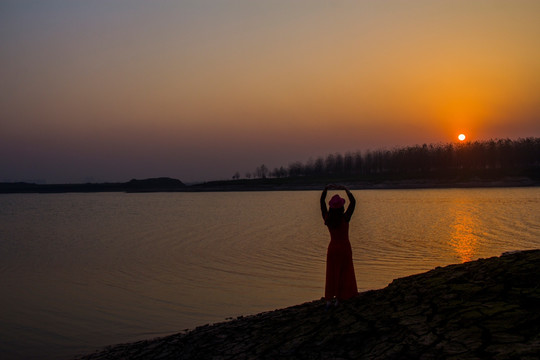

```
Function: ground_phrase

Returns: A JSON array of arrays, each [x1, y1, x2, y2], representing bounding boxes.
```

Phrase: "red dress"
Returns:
[[325, 219, 358, 300]]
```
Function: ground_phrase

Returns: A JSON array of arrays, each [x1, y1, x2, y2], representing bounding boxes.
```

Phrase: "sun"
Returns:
[[458, 134, 466, 141]]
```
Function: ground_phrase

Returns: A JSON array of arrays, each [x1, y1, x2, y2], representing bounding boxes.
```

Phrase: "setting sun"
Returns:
[[458, 134, 466, 141]]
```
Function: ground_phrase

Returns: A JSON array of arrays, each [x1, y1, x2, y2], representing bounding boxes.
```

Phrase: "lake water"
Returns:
[[0, 188, 539, 359]]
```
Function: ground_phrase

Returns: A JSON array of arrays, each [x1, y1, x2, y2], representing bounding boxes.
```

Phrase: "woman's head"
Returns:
[[329, 194, 346, 209], [325, 196, 346, 228]]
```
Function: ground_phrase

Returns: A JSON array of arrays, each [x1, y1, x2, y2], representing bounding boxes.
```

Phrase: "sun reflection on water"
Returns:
[[449, 199, 483, 263]]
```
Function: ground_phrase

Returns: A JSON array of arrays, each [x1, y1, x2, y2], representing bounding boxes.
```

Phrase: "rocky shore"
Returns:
[[75, 250, 540, 360]]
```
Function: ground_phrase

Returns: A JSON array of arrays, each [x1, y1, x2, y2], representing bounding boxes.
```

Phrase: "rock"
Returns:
[[74, 249, 540, 360]]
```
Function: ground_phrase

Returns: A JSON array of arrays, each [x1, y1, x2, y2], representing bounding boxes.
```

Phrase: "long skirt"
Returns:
[[325, 240, 358, 300]]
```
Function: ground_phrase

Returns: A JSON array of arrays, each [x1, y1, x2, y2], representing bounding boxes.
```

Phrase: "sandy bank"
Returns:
[[75, 250, 540, 359]]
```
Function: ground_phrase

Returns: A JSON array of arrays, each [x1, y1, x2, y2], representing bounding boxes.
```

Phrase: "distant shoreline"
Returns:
[[185, 176, 539, 192], [0, 176, 538, 194]]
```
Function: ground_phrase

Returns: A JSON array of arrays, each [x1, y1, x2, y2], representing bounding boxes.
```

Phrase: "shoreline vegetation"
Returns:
[[0, 175, 538, 194], [75, 250, 540, 359], [2, 138, 539, 193]]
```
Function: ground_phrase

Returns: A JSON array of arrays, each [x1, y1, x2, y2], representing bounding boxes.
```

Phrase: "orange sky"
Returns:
[[1, 1, 539, 182]]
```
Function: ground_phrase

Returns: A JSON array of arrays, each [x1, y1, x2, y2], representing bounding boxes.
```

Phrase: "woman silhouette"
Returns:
[[320, 184, 358, 307]]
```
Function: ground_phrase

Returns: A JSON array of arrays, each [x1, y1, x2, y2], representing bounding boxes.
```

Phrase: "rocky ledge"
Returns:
[[76, 250, 540, 360]]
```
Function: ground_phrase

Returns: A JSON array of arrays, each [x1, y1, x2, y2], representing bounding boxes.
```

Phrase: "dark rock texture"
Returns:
[[75, 250, 540, 360]]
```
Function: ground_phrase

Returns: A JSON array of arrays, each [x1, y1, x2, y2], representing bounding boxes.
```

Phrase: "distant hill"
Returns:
[[0, 177, 185, 193], [125, 177, 186, 192]]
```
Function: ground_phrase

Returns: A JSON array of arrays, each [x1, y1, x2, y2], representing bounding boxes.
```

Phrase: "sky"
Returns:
[[1, 1, 539, 183]]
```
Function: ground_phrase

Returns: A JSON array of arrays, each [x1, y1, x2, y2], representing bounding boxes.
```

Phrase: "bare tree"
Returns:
[[266, 137, 539, 180], [255, 164, 268, 178]]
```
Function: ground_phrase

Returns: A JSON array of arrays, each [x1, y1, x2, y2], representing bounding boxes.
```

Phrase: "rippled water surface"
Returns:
[[0, 188, 539, 359]]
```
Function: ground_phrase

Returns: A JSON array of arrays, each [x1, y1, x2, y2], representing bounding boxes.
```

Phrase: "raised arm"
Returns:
[[320, 186, 329, 220], [342, 186, 356, 221]]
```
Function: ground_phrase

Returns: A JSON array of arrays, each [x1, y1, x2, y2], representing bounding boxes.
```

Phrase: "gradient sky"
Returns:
[[2, 1, 539, 183]]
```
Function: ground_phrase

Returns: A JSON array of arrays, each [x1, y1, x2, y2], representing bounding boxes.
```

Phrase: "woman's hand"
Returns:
[[325, 184, 350, 191]]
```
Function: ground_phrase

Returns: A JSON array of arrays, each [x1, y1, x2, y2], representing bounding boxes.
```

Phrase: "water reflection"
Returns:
[[1, 189, 538, 360], [449, 199, 482, 262]]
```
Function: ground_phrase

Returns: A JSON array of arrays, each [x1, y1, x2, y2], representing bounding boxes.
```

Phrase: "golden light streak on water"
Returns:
[[450, 208, 478, 263]]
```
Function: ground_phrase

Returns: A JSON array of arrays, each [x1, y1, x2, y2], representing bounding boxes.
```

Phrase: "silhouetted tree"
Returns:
[[288, 161, 304, 177], [353, 151, 363, 174], [255, 164, 269, 178], [271, 166, 287, 178], [269, 137, 539, 181], [343, 152, 354, 175], [334, 153, 344, 174], [325, 154, 335, 175]]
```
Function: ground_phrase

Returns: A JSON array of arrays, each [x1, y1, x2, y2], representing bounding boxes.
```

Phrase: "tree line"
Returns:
[[241, 137, 540, 180]]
